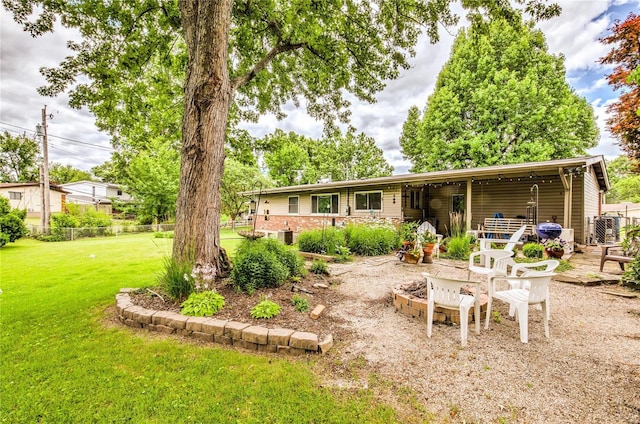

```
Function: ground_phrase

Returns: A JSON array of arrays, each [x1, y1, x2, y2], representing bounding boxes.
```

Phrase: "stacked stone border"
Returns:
[[116, 289, 333, 355], [392, 286, 488, 324]]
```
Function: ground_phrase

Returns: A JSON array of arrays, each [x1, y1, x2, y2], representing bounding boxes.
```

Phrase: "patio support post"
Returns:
[[559, 168, 573, 229], [466, 178, 473, 231]]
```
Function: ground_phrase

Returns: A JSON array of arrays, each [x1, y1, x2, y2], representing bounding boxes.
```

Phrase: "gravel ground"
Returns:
[[319, 255, 640, 423]]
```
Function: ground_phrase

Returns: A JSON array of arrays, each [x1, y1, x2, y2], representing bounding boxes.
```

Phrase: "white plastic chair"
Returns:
[[417, 222, 443, 258], [505, 260, 559, 321], [422, 272, 480, 347], [486, 274, 555, 343], [468, 249, 514, 281], [477, 225, 527, 254]]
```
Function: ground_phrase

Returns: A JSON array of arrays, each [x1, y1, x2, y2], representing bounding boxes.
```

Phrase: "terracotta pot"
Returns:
[[545, 248, 564, 259], [422, 244, 435, 263], [404, 252, 421, 264]]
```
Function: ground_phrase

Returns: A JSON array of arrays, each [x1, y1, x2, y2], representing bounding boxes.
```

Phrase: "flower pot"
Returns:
[[422, 243, 435, 263], [404, 252, 421, 264], [545, 248, 564, 259]]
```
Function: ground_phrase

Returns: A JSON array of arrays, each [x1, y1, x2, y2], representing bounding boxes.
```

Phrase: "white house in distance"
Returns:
[[0, 182, 69, 217], [59, 181, 132, 214]]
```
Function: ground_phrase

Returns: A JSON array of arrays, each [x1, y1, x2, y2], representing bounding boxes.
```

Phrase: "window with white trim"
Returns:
[[9, 191, 22, 200], [311, 194, 339, 214], [355, 191, 382, 211], [288, 196, 299, 214]]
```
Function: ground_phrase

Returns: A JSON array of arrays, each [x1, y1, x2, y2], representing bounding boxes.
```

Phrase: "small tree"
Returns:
[[0, 197, 27, 247]]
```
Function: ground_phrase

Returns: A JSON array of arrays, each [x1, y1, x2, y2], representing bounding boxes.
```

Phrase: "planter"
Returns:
[[545, 248, 564, 259], [422, 243, 435, 263], [404, 252, 421, 264]]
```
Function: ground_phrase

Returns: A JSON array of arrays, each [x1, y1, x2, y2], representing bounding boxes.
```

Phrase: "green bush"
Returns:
[[334, 245, 352, 262], [623, 257, 640, 290], [344, 223, 398, 256], [250, 299, 281, 319], [523, 242, 544, 259], [0, 213, 27, 242], [310, 259, 330, 275], [77, 208, 112, 228], [231, 238, 303, 293], [291, 294, 310, 312], [297, 228, 345, 255], [160, 257, 195, 300], [446, 235, 472, 260], [0, 232, 9, 247], [180, 291, 225, 316], [52, 213, 79, 229], [154, 231, 174, 238]]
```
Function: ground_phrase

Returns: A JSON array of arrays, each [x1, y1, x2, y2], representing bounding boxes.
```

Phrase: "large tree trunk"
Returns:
[[174, 1, 233, 277]]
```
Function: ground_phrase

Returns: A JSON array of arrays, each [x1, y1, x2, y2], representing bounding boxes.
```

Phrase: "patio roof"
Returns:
[[246, 155, 609, 195]]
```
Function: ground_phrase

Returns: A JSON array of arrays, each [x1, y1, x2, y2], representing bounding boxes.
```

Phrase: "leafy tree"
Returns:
[[4, 0, 559, 277], [0, 131, 39, 182], [48, 162, 92, 184], [122, 139, 180, 225], [599, 13, 640, 163], [401, 16, 597, 172], [0, 197, 28, 246], [221, 158, 271, 226], [606, 156, 640, 203], [399, 106, 422, 164]]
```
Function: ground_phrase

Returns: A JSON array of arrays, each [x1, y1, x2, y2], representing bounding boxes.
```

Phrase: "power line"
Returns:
[[0, 121, 113, 151]]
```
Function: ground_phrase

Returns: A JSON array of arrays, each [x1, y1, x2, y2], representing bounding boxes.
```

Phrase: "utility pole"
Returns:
[[37, 105, 52, 234]]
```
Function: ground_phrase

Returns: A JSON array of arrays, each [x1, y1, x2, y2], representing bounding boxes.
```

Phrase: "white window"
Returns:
[[288, 196, 299, 214], [9, 191, 22, 200], [311, 194, 339, 214], [355, 191, 382, 211]]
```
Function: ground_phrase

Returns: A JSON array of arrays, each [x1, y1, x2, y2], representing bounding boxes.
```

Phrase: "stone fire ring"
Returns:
[[115, 289, 333, 356], [392, 286, 488, 324]]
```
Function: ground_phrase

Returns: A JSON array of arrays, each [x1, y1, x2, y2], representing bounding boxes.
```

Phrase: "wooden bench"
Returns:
[[600, 244, 634, 271], [480, 218, 533, 239]]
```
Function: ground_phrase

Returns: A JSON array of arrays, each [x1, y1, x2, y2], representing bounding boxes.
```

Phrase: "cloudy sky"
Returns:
[[0, 1, 637, 174]]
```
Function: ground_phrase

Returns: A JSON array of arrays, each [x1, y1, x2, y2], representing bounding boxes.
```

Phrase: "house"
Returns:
[[601, 202, 640, 220], [0, 182, 69, 217], [59, 181, 132, 214], [246, 155, 610, 245]]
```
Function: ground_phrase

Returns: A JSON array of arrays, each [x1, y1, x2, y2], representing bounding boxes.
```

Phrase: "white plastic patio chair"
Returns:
[[422, 272, 481, 347], [417, 221, 443, 258], [477, 225, 527, 254], [467, 249, 515, 281], [504, 259, 559, 321], [486, 274, 555, 343]]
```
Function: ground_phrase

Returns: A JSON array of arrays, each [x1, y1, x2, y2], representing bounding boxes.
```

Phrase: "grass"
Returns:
[[0, 233, 398, 423]]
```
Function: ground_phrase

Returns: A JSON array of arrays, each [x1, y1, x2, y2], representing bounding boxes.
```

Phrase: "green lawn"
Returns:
[[0, 233, 397, 423]]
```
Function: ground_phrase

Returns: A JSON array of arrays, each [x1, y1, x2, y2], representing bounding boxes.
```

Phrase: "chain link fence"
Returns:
[[586, 216, 640, 245]]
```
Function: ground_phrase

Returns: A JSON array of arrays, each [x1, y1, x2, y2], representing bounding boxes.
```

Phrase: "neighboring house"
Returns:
[[601, 202, 640, 220], [0, 182, 69, 217], [59, 181, 132, 214], [246, 155, 610, 245]]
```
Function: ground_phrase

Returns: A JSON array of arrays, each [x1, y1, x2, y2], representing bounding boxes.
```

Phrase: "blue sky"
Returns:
[[1, 1, 638, 174]]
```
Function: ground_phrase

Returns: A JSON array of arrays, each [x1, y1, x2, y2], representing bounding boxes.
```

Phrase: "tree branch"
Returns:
[[231, 42, 305, 90]]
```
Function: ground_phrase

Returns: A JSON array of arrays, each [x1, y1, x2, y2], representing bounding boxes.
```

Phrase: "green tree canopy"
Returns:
[[0, 131, 39, 182], [4, 0, 560, 276], [400, 17, 598, 172], [221, 158, 271, 223], [606, 155, 640, 203], [48, 163, 92, 184]]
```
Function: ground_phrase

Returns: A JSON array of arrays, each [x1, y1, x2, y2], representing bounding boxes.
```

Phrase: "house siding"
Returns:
[[0, 185, 66, 217]]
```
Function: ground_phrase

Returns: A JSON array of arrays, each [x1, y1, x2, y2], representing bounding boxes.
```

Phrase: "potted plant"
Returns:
[[542, 238, 567, 258], [404, 246, 422, 264], [400, 222, 419, 249], [421, 231, 437, 263]]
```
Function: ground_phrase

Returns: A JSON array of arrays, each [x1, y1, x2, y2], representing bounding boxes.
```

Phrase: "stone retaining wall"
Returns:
[[116, 289, 333, 355], [392, 287, 488, 324]]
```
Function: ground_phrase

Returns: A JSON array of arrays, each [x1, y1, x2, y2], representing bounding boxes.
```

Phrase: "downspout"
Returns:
[[466, 178, 473, 232], [559, 167, 572, 229]]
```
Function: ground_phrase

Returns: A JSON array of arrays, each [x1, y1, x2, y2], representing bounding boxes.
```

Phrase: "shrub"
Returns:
[[623, 257, 640, 290], [334, 245, 352, 262], [297, 228, 345, 255], [344, 223, 398, 256], [446, 235, 472, 259], [523, 242, 544, 259], [310, 259, 330, 275], [181, 291, 225, 316], [77, 208, 112, 228], [51, 213, 79, 229], [291, 294, 310, 312], [160, 257, 195, 300], [154, 231, 174, 238], [231, 238, 302, 293], [0, 213, 27, 242], [250, 299, 281, 319], [0, 232, 9, 247]]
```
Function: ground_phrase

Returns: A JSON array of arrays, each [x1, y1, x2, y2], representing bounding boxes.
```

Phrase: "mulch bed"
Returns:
[[129, 273, 352, 341]]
